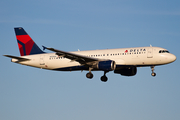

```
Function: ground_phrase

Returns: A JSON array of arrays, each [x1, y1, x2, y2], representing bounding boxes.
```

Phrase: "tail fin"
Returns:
[[14, 27, 44, 56]]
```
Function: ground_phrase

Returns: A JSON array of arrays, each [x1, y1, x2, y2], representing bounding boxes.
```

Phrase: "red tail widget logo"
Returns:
[[15, 27, 44, 56]]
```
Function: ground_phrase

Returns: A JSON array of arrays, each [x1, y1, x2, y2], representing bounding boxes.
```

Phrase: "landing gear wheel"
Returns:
[[101, 71, 109, 82], [86, 72, 93, 79], [101, 75, 108, 82], [151, 72, 156, 77], [150, 66, 156, 77]]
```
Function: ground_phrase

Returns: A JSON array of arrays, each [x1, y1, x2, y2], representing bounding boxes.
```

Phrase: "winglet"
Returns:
[[42, 46, 47, 51]]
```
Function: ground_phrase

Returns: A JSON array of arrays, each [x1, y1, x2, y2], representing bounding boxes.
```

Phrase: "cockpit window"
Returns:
[[159, 50, 170, 53]]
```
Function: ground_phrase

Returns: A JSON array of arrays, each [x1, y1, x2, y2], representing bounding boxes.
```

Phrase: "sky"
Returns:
[[0, 0, 180, 120]]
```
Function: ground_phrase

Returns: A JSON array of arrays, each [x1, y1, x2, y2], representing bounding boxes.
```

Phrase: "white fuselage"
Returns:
[[11, 47, 176, 71]]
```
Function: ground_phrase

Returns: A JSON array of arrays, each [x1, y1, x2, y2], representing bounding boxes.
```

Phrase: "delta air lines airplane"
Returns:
[[4, 27, 176, 82]]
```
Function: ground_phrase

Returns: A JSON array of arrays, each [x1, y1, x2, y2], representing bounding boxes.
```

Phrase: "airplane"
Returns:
[[4, 27, 176, 82]]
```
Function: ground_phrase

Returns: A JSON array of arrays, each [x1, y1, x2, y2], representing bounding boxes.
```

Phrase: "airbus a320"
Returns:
[[4, 27, 176, 82]]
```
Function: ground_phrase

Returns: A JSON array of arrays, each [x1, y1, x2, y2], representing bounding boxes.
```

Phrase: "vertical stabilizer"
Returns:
[[14, 27, 44, 56]]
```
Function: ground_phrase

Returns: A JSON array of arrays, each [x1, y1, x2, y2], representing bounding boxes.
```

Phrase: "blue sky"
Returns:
[[0, 0, 180, 120]]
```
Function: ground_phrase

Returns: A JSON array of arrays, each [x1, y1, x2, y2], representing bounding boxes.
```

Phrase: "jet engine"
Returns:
[[92, 60, 116, 71], [114, 66, 137, 76]]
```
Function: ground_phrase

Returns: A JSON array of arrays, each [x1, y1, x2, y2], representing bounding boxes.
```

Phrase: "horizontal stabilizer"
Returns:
[[3, 55, 30, 61]]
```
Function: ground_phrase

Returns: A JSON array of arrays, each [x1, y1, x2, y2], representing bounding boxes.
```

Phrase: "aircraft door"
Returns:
[[40, 55, 45, 65], [147, 48, 153, 58]]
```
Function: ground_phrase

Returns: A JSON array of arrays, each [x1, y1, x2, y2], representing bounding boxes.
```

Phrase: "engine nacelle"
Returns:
[[93, 60, 116, 71], [114, 67, 137, 76]]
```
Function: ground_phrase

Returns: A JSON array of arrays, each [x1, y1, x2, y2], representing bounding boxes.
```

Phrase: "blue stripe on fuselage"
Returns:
[[52, 65, 130, 71], [53, 66, 88, 71]]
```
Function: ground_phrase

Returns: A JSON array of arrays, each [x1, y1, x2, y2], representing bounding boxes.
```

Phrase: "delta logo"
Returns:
[[124, 49, 146, 53], [125, 50, 128, 53]]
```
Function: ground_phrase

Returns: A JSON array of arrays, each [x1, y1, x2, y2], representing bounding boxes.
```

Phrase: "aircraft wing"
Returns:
[[3, 55, 30, 61], [43, 46, 102, 65]]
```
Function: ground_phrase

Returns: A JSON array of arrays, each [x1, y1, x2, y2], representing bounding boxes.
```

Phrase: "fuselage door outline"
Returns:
[[147, 48, 153, 58]]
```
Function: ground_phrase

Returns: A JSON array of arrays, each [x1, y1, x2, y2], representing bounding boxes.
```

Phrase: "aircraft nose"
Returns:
[[169, 54, 176, 63]]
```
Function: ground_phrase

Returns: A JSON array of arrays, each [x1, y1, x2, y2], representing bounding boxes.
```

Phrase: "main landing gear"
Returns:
[[86, 68, 109, 82], [101, 71, 108, 82], [151, 66, 156, 77], [86, 68, 93, 79], [86, 72, 93, 79]]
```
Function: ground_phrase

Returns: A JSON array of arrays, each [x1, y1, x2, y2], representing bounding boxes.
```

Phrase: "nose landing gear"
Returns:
[[151, 66, 156, 77]]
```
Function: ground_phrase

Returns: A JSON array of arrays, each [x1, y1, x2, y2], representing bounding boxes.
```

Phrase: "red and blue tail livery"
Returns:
[[14, 27, 44, 56]]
